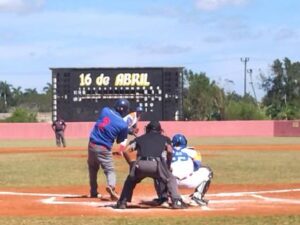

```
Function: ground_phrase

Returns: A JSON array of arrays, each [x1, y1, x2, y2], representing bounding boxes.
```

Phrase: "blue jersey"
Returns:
[[89, 107, 128, 149]]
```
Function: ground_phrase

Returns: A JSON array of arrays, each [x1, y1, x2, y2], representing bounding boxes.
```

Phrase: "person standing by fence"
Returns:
[[51, 116, 67, 148]]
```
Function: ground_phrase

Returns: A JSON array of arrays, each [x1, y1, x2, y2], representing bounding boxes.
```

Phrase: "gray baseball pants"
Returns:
[[87, 142, 116, 196], [55, 130, 66, 147]]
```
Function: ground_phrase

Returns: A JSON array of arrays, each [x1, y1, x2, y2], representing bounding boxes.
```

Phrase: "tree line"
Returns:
[[1, 57, 300, 121], [183, 57, 300, 120], [0, 82, 52, 122]]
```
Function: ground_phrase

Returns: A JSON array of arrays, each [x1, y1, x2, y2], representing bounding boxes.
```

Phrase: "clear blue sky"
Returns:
[[0, 0, 299, 100]]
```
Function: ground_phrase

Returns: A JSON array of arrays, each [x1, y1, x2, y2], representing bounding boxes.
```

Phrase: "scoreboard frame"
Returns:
[[51, 67, 184, 122]]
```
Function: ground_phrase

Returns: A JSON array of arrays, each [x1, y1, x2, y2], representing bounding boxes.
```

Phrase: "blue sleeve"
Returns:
[[116, 126, 128, 144], [193, 160, 201, 171]]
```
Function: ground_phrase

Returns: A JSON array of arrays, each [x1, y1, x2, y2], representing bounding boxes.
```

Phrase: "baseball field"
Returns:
[[0, 137, 300, 225]]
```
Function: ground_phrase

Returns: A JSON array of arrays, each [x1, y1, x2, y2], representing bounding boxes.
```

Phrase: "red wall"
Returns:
[[157, 121, 274, 137], [0, 122, 94, 140], [273, 120, 300, 136], [1, 120, 300, 140]]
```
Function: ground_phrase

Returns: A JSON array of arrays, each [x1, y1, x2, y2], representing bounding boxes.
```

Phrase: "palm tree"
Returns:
[[11, 86, 23, 106], [0, 81, 12, 108], [24, 88, 38, 96], [12, 86, 23, 97], [43, 82, 53, 95]]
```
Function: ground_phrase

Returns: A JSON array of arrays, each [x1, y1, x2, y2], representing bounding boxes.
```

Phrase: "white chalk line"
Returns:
[[0, 191, 80, 197], [40, 196, 235, 212], [251, 194, 300, 204], [1, 188, 299, 198], [41, 196, 104, 207], [206, 188, 300, 197], [43, 197, 237, 212]]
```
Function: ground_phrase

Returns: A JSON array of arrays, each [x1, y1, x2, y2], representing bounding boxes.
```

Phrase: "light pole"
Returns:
[[247, 68, 258, 103]]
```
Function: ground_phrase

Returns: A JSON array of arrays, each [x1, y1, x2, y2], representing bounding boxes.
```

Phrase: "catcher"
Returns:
[[155, 133, 213, 206]]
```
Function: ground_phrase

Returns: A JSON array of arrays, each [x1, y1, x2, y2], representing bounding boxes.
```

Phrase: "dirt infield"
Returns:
[[0, 184, 300, 217], [1, 144, 300, 154], [0, 145, 300, 217]]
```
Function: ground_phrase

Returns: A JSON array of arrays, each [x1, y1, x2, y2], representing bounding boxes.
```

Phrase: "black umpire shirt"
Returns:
[[133, 131, 172, 158]]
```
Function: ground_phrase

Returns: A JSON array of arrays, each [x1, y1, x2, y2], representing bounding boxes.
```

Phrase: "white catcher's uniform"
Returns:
[[171, 146, 212, 189]]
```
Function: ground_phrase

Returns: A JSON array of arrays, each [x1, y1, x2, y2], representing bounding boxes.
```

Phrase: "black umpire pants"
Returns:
[[118, 158, 181, 204]]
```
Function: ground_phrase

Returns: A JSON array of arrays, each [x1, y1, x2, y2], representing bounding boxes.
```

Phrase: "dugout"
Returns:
[[50, 67, 184, 122]]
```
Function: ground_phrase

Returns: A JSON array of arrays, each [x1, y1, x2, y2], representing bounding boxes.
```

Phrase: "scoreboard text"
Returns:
[[51, 67, 183, 122]]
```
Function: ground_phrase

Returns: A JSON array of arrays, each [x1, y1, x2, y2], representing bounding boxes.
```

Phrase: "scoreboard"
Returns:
[[51, 67, 183, 122]]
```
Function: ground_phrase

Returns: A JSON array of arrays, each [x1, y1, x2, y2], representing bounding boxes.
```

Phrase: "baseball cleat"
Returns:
[[152, 197, 169, 207], [190, 196, 208, 206], [171, 199, 188, 209], [90, 193, 102, 198], [106, 186, 119, 201], [114, 201, 127, 209], [189, 199, 200, 206]]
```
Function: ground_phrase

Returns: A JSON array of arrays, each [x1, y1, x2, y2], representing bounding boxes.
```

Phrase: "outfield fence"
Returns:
[[0, 120, 300, 139]]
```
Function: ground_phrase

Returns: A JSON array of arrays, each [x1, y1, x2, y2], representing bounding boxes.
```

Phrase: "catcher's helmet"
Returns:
[[114, 99, 130, 117], [145, 120, 162, 133], [136, 106, 143, 112], [136, 106, 143, 117], [172, 134, 187, 148]]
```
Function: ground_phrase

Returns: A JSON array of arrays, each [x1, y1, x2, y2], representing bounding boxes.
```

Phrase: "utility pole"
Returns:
[[241, 57, 250, 96], [247, 69, 258, 103]]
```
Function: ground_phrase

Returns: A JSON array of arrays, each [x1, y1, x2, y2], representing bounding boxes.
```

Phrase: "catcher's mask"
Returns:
[[145, 120, 162, 133], [136, 106, 143, 117], [172, 134, 187, 147]]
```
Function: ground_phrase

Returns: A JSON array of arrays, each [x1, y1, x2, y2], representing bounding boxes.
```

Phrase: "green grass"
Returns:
[[0, 215, 299, 225], [1, 136, 300, 187], [0, 150, 139, 187], [188, 136, 300, 145], [0, 138, 88, 147], [0, 148, 299, 187], [0, 151, 88, 187], [204, 149, 300, 184], [2, 136, 300, 148]]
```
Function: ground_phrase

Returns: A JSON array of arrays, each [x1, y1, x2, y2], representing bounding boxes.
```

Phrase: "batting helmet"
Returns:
[[172, 134, 187, 148], [114, 99, 130, 117]]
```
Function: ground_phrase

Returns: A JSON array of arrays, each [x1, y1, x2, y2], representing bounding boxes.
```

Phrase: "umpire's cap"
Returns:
[[145, 120, 162, 133]]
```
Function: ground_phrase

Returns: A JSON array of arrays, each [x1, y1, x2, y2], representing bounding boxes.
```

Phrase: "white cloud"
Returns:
[[195, 0, 248, 11], [0, 0, 44, 13], [138, 44, 191, 55], [274, 27, 298, 41]]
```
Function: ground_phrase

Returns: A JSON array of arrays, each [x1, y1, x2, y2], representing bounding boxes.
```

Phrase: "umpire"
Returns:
[[52, 116, 67, 148], [115, 120, 187, 209]]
